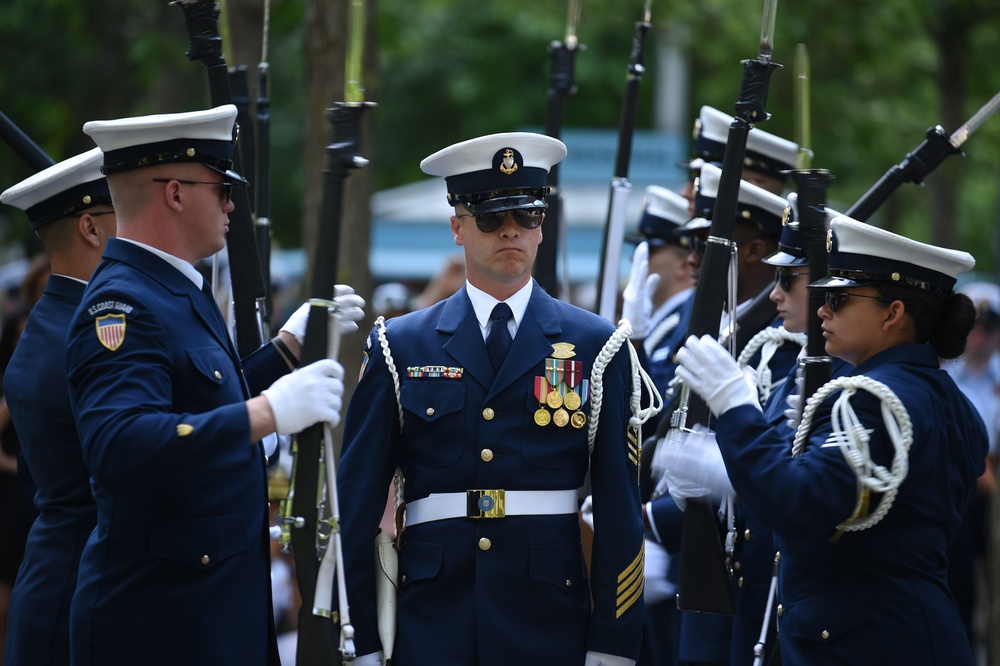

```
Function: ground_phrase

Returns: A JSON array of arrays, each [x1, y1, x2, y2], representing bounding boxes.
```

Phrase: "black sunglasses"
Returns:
[[456, 209, 544, 234], [824, 290, 893, 313], [152, 178, 233, 204], [774, 267, 809, 292]]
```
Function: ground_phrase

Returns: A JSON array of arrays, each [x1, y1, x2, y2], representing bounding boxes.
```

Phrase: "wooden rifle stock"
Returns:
[[176, 0, 268, 359]]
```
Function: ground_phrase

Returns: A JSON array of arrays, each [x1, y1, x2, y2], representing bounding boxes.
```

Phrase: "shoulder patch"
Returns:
[[95, 313, 126, 351]]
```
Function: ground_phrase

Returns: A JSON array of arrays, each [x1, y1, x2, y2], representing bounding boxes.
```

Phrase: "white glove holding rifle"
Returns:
[[261, 358, 345, 434], [621, 242, 660, 339], [675, 334, 761, 417], [280, 284, 367, 342], [659, 424, 735, 510]]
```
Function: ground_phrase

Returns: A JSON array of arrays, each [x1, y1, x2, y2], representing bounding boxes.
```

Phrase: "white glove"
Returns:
[[675, 335, 761, 416], [352, 653, 385, 666], [585, 651, 635, 666], [621, 242, 660, 339], [580, 494, 594, 531], [261, 358, 345, 434], [660, 425, 735, 510], [279, 285, 367, 343], [784, 367, 806, 431]]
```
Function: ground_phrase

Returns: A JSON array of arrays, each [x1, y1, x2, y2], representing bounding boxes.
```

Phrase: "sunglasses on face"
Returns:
[[824, 290, 893, 313], [774, 267, 809, 292], [152, 178, 233, 204], [456, 208, 544, 233]]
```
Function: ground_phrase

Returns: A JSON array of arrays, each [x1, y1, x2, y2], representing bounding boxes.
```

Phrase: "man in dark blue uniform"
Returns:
[[339, 132, 647, 665], [1, 148, 116, 665], [66, 105, 355, 665]]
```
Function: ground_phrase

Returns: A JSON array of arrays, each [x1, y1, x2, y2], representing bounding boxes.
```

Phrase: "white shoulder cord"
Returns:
[[375, 317, 406, 520], [793, 376, 913, 531], [643, 310, 682, 357], [587, 320, 663, 454], [737, 326, 807, 403]]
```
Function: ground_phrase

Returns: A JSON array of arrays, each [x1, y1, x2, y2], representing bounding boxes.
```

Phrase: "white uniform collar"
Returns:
[[118, 238, 207, 289], [466, 280, 532, 341]]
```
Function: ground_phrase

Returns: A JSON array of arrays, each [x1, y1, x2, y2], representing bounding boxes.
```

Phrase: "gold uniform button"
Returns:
[[744, 529, 752, 541], [481, 449, 494, 462], [738, 577, 744, 588], [426, 407, 435, 417], [479, 537, 491, 551], [565, 579, 572, 588], [821, 630, 830, 640], [482, 408, 495, 420], [401, 574, 407, 584], [200, 554, 210, 566], [776, 604, 784, 617], [733, 561, 742, 571], [214, 370, 222, 380]]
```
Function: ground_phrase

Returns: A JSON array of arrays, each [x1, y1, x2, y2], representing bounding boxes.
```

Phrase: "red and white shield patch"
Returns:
[[95, 313, 126, 351]]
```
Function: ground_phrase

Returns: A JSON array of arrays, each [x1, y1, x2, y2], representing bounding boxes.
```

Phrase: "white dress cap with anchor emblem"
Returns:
[[420, 132, 567, 215], [810, 214, 975, 292]]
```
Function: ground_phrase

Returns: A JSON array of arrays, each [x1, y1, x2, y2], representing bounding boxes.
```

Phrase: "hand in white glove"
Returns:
[[675, 335, 761, 416], [580, 494, 594, 531], [784, 367, 806, 431], [279, 285, 367, 343], [620, 242, 660, 339], [585, 651, 635, 666], [261, 358, 345, 434], [660, 425, 735, 510]]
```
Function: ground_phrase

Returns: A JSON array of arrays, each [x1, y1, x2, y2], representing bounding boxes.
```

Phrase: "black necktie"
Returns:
[[487, 302, 513, 373]]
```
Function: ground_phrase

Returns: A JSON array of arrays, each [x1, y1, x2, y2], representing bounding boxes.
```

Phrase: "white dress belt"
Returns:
[[404, 489, 579, 527]]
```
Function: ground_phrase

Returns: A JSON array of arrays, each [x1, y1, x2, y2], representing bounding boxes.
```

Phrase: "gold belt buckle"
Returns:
[[466, 489, 506, 518]]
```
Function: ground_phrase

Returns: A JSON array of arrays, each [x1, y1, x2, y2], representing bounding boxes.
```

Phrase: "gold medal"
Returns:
[[570, 411, 587, 429], [553, 408, 569, 427], [564, 390, 581, 411], [534, 408, 551, 426], [545, 389, 563, 409]]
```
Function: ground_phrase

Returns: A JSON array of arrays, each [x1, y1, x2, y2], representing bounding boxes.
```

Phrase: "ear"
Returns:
[[450, 214, 464, 246], [161, 180, 184, 212], [742, 238, 769, 263], [882, 299, 907, 331], [78, 213, 102, 249]]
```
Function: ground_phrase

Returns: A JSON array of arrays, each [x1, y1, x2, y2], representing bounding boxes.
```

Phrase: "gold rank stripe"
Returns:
[[616, 547, 644, 618], [628, 440, 639, 468]]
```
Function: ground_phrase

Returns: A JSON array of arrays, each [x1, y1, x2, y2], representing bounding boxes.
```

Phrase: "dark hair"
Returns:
[[874, 284, 975, 359]]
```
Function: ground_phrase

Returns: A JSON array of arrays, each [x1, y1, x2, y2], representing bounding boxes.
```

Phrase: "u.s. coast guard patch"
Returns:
[[95, 313, 126, 351]]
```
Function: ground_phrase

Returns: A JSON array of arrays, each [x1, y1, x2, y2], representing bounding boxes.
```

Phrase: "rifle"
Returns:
[[595, 0, 653, 322], [846, 90, 1000, 222], [789, 43, 834, 400], [0, 111, 55, 172], [174, 0, 269, 359], [283, 0, 374, 661], [674, 0, 781, 615], [538, 0, 582, 299], [255, 0, 274, 339]]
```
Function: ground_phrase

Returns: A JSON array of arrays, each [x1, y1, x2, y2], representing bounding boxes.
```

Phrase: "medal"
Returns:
[[564, 389, 581, 411], [570, 411, 587, 429], [553, 408, 569, 427], [546, 389, 563, 409], [534, 408, 551, 426]]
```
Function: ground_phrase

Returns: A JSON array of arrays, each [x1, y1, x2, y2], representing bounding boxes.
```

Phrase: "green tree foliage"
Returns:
[[1, 0, 999, 269]]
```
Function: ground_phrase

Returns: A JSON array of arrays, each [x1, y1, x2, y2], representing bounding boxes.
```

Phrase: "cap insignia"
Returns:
[[782, 205, 791, 226], [499, 148, 518, 175], [826, 229, 833, 252], [693, 118, 702, 141], [551, 342, 576, 359]]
